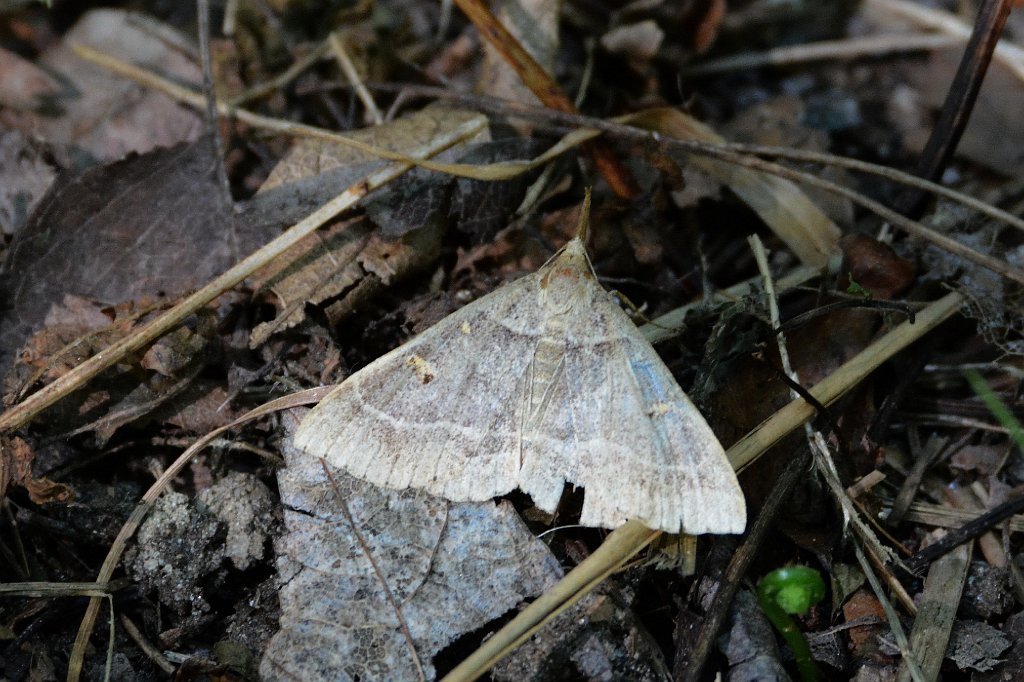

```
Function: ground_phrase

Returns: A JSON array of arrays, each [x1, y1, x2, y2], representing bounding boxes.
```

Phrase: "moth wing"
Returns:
[[294, 275, 545, 502], [520, 286, 746, 535]]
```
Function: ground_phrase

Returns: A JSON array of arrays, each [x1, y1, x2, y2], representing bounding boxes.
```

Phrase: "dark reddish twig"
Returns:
[[453, 0, 640, 199]]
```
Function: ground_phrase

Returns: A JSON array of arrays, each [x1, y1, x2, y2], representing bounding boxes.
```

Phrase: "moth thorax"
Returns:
[[527, 328, 565, 424]]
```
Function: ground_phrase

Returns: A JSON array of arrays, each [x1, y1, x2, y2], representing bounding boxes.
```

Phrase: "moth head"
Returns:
[[538, 238, 597, 313]]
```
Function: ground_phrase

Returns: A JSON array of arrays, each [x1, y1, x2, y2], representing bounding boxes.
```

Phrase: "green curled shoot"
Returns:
[[756, 566, 826, 682]]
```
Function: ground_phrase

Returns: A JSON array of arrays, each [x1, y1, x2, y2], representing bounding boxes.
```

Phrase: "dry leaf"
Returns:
[[629, 108, 841, 267], [0, 45, 61, 112], [477, 0, 559, 109], [258, 107, 487, 192], [5, 9, 203, 165], [260, 411, 561, 681], [160, 384, 241, 435], [0, 435, 72, 504], [947, 620, 1011, 672], [905, 50, 1024, 176], [721, 96, 854, 228], [245, 107, 494, 346], [0, 134, 238, 374], [247, 217, 374, 347], [296, 234, 746, 534]]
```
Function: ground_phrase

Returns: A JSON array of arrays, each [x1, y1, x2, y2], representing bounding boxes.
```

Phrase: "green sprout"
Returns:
[[962, 368, 1024, 453], [756, 566, 826, 682], [846, 273, 872, 299]]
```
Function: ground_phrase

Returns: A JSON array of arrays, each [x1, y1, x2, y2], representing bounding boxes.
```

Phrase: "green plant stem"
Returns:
[[757, 567, 825, 682]]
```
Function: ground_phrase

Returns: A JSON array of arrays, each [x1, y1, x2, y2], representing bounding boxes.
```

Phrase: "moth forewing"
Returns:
[[294, 235, 747, 535]]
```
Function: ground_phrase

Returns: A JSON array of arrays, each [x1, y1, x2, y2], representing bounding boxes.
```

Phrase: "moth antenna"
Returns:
[[576, 188, 592, 244]]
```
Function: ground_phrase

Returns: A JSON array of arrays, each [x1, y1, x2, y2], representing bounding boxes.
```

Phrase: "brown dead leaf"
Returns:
[[950, 444, 1002, 477], [840, 234, 916, 300], [0, 435, 72, 504], [0, 134, 238, 374], [248, 217, 374, 347], [161, 384, 241, 435], [3, 295, 143, 404], [7, 9, 203, 164], [322, 217, 448, 328], [72, 309, 220, 444], [842, 588, 888, 657], [141, 310, 219, 377], [248, 133, 540, 348], [260, 411, 562, 681]]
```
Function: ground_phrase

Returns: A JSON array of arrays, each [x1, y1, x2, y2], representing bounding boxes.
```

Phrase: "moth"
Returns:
[[295, 212, 746, 535]]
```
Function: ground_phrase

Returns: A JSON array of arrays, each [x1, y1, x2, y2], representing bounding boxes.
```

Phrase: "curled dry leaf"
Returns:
[[629, 107, 841, 267], [260, 411, 562, 681], [247, 216, 374, 348], [0, 435, 72, 504]]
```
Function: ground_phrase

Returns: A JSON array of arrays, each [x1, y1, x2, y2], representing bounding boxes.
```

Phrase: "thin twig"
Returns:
[[687, 32, 961, 76], [349, 82, 1024, 236], [328, 31, 383, 124], [120, 612, 175, 675]]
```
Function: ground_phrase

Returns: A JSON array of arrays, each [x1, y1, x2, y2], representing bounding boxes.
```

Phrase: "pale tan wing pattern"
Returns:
[[294, 274, 547, 502], [519, 286, 746, 535]]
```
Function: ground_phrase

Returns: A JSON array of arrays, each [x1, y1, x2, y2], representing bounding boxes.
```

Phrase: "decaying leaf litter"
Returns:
[[1, 2, 1024, 681]]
